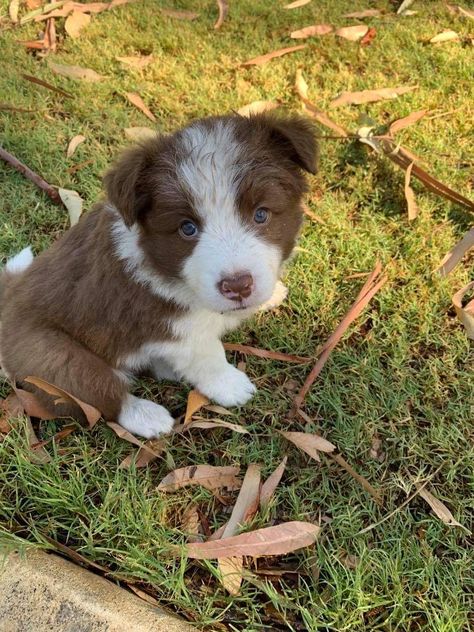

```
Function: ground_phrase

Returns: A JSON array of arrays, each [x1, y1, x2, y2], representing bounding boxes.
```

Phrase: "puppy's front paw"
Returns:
[[198, 366, 256, 407], [259, 280, 288, 312], [118, 395, 175, 439]]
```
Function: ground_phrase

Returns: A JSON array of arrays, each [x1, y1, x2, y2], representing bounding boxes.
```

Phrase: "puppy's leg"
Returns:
[[118, 393, 174, 439], [259, 280, 288, 312]]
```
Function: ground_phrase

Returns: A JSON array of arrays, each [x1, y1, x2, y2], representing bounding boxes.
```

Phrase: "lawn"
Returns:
[[0, 0, 473, 629]]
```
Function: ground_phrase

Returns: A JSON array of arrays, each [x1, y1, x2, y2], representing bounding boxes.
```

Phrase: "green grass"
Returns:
[[1, 0, 473, 629]]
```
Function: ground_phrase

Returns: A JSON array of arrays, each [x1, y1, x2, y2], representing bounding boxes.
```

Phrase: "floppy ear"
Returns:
[[258, 114, 319, 174], [103, 143, 154, 227]]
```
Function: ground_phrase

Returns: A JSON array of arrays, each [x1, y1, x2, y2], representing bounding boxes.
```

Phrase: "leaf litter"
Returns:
[[335, 25, 369, 41], [157, 465, 242, 492], [330, 86, 418, 108], [64, 9, 90, 37], [66, 135, 86, 158], [452, 281, 474, 339], [49, 61, 105, 81], [58, 188, 83, 226], [241, 44, 306, 67], [435, 227, 474, 276], [417, 485, 468, 530], [124, 92, 156, 122], [290, 24, 333, 39]]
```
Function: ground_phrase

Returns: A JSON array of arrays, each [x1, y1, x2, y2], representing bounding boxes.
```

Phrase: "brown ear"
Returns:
[[256, 114, 319, 174]]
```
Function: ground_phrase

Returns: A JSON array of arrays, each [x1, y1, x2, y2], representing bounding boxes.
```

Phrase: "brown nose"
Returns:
[[218, 273, 254, 301]]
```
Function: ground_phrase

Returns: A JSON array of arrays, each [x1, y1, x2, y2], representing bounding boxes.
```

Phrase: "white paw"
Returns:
[[197, 365, 256, 407], [259, 280, 288, 311], [118, 395, 175, 439]]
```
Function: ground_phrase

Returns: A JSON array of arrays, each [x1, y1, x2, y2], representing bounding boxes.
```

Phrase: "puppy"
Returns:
[[0, 113, 317, 438]]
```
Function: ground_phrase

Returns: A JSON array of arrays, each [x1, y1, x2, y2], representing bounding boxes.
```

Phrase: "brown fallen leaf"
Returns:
[[241, 44, 306, 67], [26, 417, 52, 463], [9, 0, 20, 22], [340, 552, 359, 569], [186, 521, 320, 559], [124, 92, 156, 122], [360, 26, 376, 46], [389, 109, 427, 135], [435, 227, 474, 276], [107, 422, 166, 457], [158, 465, 241, 492], [456, 5, 474, 18], [58, 187, 83, 226], [237, 101, 279, 117], [184, 390, 209, 426], [303, 205, 326, 225], [284, 0, 311, 8], [116, 54, 153, 70], [280, 431, 335, 463], [335, 25, 369, 41], [65, 9, 90, 38], [160, 8, 198, 20], [330, 86, 417, 108], [42, 534, 107, 572], [26, 0, 42, 9], [184, 418, 249, 434], [119, 438, 166, 468], [430, 30, 459, 43], [14, 387, 60, 420], [452, 281, 474, 340], [342, 9, 381, 18], [66, 134, 86, 158], [22, 73, 73, 98], [127, 585, 159, 605], [204, 404, 233, 416], [67, 159, 94, 174], [44, 17, 57, 52], [214, 0, 228, 29], [49, 61, 104, 81], [290, 24, 333, 39], [124, 127, 156, 142], [369, 434, 385, 462], [404, 162, 419, 221], [30, 425, 76, 449], [223, 343, 309, 364], [0, 104, 35, 113], [260, 456, 287, 508], [397, 0, 416, 14], [417, 485, 467, 529], [0, 393, 25, 434], [330, 452, 382, 505], [25, 376, 101, 427], [180, 503, 202, 543]]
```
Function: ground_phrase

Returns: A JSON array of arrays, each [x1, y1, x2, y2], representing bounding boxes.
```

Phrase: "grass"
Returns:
[[0, 0, 473, 629]]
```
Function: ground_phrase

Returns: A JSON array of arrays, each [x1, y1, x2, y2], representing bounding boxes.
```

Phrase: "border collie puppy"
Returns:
[[0, 113, 317, 438]]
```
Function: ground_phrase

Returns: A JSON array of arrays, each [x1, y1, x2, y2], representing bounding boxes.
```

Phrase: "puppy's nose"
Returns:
[[218, 273, 254, 301]]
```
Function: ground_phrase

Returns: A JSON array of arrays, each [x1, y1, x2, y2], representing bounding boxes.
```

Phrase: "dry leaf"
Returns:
[[204, 404, 233, 416], [404, 162, 419, 221], [260, 456, 287, 508], [119, 438, 166, 468], [124, 127, 156, 142], [0, 393, 25, 434], [184, 390, 209, 426], [127, 585, 159, 605], [218, 557, 243, 595], [284, 0, 311, 8], [116, 54, 153, 69], [64, 9, 90, 38], [397, 0, 415, 14], [237, 101, 279, 117], [25, 376, 101, 427], [214, 0, 228, 28], [58, 188, 83, 226], [342, 9, 381, 18], [290, 24, 333, 39], [435, 227, 474, 276], [181, 504, 202, 542], [26, 417, 52, 463], [430, 30, 459, 43], [241, 44, 306, 67], [280, 431, 335, 463], [186, 521, 320, 559], [107, 422, 166, 457], [158, 465, 241, 492], [389, 109, 427, 135], [26, 0, 42, 9], [44, 17, 57, 52], [30, 425, 75, 449], [340, 553, 359, 569], [417, 486, 466, 529], [360, 26, 376, 46], [223, 343, 309, 364], [330, 86, 417, 108], [14, 387, 60, 420], [9, 0, 20, 22], [160, 8, 198, 19], [369, 434, 385, 462], [452, 281, 474, 340], [184, 418, 249, 434], [335, 25, 369, 41], [49, 61, 104, 81], [456, 5, 474, 18], [66, 135, 86, 158], [124, 92, 156, 122], [22, 73, 73, 98]]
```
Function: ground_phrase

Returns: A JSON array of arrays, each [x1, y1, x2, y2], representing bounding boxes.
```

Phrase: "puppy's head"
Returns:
[[105, 113, 318, 312]]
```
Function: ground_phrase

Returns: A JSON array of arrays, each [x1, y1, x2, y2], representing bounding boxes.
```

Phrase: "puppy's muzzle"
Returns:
[[217, 273, 253, 301]]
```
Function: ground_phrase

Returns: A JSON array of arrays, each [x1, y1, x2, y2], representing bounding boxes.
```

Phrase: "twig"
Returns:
[[329, 453, 382, 506], [22, 73, 73, 99], [0, 146, 61, 205]]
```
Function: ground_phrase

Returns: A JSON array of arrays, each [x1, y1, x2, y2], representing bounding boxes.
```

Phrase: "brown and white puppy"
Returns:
[[0, 113, 317, 438]]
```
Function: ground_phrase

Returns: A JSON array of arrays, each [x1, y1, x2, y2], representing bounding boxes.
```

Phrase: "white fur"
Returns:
[[5, 247, 34, 274], [118, 394, 174, 438]]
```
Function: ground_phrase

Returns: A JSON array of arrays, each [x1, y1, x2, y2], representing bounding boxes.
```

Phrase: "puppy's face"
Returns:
[[105, 114, 318, 313]]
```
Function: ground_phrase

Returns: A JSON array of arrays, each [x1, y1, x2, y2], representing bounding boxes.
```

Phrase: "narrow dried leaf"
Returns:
[[64, 9, 90, 38], [49, 61, 104, 81], [66, 135, 86, 158], [124, 127, 156, 142], [0, 393, 25, 433], [330, 452, 382, 505], [404, 162, 419, 221], [335, 24, 369, 41], [330, 86, 417, 108], [160, 8, 199, 19], [118, 445, 162, 468], [360, 26, 377, 46], [280, 431, 335, 462], [223, 343, 309, 364], [158, 465, 241, 492], [457, 6, 474, 18], [417, 486, 465, 528], [26, 0, 42, 9], [204, 404, 233, 416], [186, 521, 320, 559], [284, 0, 311, 8], [44, 17, 57, 52], [241, 44, 306, 67], [22, 73, 73, 98], [397, 0, 416, 14], [435, 227, 474, 276], [430, 30, 459, 43], [107, 422, 166, 457], [25, 376, 101, 427], [31, 425, 75, 449], [343, 9, 381, 18], [260, 456, 287, 508], [9, 0, 20, 23], [116, 54, 153, 69], [185, 418, 249, 434], [290, 24, 333, 39], [452, 281, 474, 340], [181, 503, 201, 542], [127, 585, 159, 605], [237, 101, 279, 117], [214, 0, 228, 28], [58, 188, 83, 226], [124, 92, 156, 122], [184, 390, 209, 425], [389, 109, 427, 135], [340, 553, 359, 569], [14, 387, 59, 420], [219, 557, 243, 594]]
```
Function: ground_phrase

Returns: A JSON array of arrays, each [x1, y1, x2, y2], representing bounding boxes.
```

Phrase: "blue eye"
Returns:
[[254, 207, 269, 224], [179, 220, 199, 238]]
